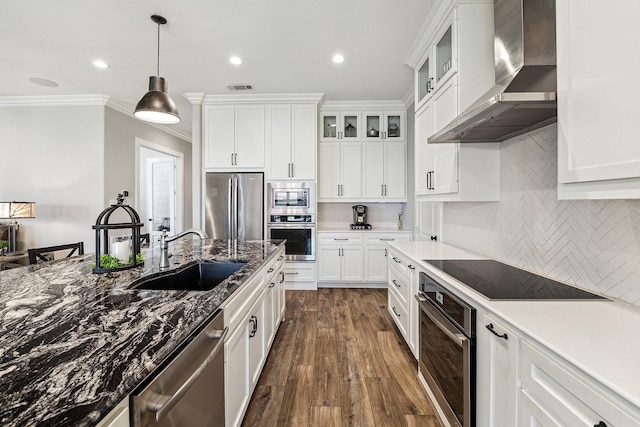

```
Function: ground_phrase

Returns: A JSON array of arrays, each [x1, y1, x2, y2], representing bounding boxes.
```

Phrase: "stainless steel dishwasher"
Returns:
[[131, 309, 227, 426]]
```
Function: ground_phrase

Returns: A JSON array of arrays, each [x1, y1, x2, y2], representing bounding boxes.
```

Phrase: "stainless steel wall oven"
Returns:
[[416, 271, 476, 427], [267, 182, 316, 261]]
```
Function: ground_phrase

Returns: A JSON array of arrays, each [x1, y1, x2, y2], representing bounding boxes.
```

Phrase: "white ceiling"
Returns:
[[1, 0, 435, 139]]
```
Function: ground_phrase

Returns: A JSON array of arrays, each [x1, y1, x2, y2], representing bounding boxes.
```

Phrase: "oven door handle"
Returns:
[[415, 295, 465, 347]]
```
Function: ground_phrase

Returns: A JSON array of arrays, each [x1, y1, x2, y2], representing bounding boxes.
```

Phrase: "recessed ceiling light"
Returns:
[[332, 54, 345, 64], [93, 60, 110, 69], [29, 77, 58, 87], [230, 56, 242, 65]]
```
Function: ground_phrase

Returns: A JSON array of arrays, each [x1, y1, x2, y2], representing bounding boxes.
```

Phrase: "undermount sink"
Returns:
[[130, 260, 247, 291]]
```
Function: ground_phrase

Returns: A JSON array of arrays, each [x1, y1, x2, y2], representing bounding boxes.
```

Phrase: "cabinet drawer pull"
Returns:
[[277, 255, 284, 261], [334, 238, 349, 241], [379, 238, 395, 241], [392, 257, 401, 263], [267, 267, 274, 273], [285, 272, 299, 275], [485, 323, 508, 340], [392, 307, 401, 317], [269, 282, 276, 288], [408, 264, 415, 270], [392, 279, 400, 288]]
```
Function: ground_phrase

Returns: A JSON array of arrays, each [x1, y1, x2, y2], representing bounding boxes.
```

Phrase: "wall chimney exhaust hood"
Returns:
[[429, 0, 557, 144]]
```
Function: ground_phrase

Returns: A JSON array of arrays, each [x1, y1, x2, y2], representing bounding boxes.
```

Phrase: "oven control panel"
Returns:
[[269, 215, 314, 223]]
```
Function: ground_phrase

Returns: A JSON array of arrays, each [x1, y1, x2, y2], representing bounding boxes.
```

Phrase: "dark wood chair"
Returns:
[[140, 233, 150, 247], [28, 242, 85, 265]]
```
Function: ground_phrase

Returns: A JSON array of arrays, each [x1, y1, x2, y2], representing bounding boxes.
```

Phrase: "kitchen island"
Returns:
[[0, 238, 285, 426]]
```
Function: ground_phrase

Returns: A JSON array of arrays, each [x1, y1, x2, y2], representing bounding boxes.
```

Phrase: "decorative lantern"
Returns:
[[92, 192, 143, 273]]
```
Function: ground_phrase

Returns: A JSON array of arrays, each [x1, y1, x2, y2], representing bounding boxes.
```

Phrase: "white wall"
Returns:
[[442, 124, 640, 306], [318, 202, 407, 230], [0, 105, 105, 251], [104, 107, 192, 229]]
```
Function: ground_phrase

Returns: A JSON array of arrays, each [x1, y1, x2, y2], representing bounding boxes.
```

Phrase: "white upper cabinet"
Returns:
[[267, 103, 317, 180], [318, 101, 407, 202], [320, 111, 361, 142], [556, 0, 640, 199], [204, 104, 265, 169], [412, 2, 494, 114], [318, 142, 362, 200], [362, 111, 406, 142], [407, 0, 499, 202], [362, 142, 406, 201]]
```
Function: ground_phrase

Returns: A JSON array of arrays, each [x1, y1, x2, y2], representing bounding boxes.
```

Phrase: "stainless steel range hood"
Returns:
[[429, 0, 557, 144]]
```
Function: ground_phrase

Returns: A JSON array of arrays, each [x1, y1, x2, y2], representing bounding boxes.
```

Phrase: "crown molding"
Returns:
[[403, 0, 456, 68], [201, 93, 324, 105], [319, 100, 406, 111], [183, 93, 205, 104], [0, 94, 110, 107]]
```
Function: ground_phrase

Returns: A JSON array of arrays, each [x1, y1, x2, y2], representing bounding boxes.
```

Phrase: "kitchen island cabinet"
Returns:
[[0, 238, 286, 427]]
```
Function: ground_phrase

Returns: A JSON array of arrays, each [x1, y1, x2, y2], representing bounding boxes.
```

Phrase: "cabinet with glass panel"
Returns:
[[319, 111, 361, 142], [362, 111, 406, 142]]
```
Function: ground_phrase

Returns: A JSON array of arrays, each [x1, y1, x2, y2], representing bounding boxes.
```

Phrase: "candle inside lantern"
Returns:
[[111, 237, 131, 263]]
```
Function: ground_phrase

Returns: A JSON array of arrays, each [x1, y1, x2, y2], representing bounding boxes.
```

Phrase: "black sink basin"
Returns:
[[130, 260, 247, 291]]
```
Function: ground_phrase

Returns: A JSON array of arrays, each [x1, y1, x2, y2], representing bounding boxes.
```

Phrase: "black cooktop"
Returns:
[[423, 259, 606, 300]]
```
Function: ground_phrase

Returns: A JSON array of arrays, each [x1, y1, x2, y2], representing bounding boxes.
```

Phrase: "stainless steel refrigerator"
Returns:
[[205, 172, 264, 240]]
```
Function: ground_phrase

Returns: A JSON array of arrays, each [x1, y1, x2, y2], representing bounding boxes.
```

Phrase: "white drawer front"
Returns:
[[284, 262, 316, 282], [388, 288, 408, 339], [388, 265, 409, 305], [520, 340, 640, 427]]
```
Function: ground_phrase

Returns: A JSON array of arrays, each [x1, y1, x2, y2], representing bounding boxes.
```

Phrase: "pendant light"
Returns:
[[134, 15, 180, 124]]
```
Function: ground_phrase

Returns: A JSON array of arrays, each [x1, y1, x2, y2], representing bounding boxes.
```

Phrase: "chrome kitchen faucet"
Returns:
[[159, 229, 208, 269]]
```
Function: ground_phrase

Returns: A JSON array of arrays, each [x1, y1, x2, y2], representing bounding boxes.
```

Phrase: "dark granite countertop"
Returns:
[[0, 238, 285, 426]]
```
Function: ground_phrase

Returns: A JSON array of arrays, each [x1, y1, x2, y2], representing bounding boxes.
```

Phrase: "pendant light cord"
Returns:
[[156, 21, 160, 76]]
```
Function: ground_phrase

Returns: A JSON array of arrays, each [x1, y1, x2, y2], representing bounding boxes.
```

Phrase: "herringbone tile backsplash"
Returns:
[[442, 124, 640, 306]]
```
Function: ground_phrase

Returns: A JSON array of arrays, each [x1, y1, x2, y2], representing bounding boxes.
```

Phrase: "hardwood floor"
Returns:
[[241, 288, 442, 427]]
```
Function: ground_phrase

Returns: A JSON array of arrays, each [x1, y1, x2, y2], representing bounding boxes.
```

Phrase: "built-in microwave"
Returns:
[[267, 182, 315, 215]]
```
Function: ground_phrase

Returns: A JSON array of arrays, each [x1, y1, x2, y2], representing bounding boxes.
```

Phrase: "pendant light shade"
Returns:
[[134, 15, 180, 124]]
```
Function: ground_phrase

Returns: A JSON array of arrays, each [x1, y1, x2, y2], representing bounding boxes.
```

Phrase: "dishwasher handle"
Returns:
[[150, 326, 229, 422]]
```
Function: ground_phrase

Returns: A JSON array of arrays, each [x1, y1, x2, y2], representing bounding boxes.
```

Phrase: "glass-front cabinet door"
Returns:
[[320, 111, 361, 141], [340, 112, 360, 141], [435, 24, 453, 85], [417, 53, 434, 105], [363, 111, 405, 142]]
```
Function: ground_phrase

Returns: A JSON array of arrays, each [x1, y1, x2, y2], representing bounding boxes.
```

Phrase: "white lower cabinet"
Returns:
[[479, 313, 519, 427], [283, 261, 317, 290], [223, 248, 285, 427], [386, 247, 419, 358], [364, 233, 412, 282], [318, 232, 412, 286], [519, 340, 640, 427]]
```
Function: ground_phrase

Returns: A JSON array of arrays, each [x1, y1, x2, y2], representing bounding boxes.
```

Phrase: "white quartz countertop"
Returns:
[[317, 227, 413, 233], [389, 240, 640, 410]]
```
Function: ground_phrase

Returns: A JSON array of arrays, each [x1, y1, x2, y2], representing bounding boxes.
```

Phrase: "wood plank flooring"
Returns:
[[241, 288, 442, 427]]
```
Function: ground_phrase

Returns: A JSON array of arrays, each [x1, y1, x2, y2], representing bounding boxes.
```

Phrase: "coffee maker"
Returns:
[[351, 205, 372, 230]]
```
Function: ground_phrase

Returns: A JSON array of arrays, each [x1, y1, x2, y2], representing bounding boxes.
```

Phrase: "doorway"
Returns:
[[136, 138, 184, 239]]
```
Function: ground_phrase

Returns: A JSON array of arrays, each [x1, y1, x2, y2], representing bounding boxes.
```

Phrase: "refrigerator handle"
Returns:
[[232, 176, 239, 240], [227, 178, 233, 239]]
